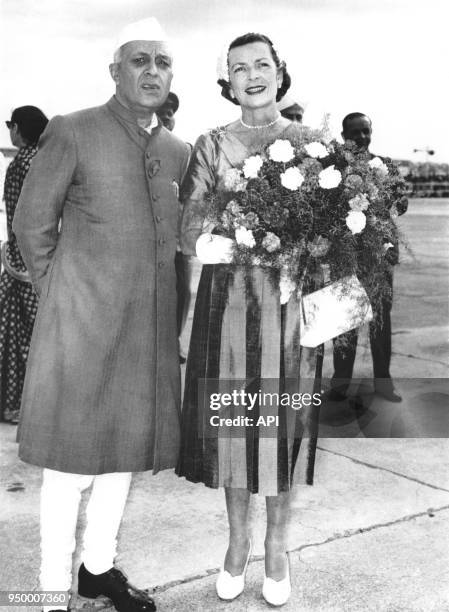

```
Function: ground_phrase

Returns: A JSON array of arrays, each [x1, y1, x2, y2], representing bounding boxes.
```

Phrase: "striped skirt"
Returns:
[[176, 265, 321, 496]]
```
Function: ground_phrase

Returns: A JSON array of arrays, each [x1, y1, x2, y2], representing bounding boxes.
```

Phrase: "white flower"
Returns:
[[268, 139, 295, 163], [348, 193, 370, 212], [226, 200, 241, 214], [368, 157, 389, 176], [243, 154, 263, 178], [279, 268, 296, 304], [390, 204, 399, 219], [262, 232, 281, 253], [343, 150, 356, 163], [235, 226, 256, 248], [307, 235, 330, 257], [224, 168, 247, 191], [304, 142, 328, 159], [280, 166, 304, 190], [368, 156, 383, 168], [345, 210, 367, 234], [367, 184, 379, 200], [345, 173, 363, 190], [318, 165, 342, 189], [242, 212, 259, 228]]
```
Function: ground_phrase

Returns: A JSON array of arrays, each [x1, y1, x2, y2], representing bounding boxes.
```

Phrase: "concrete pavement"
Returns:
[[1, 199, 448, 611]]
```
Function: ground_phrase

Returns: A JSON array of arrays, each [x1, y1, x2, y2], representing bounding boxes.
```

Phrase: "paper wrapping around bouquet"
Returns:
[[299, 275, 373, 348]]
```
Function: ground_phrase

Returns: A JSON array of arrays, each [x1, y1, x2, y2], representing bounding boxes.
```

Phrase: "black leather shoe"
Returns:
[[78, 563, 156, 612]]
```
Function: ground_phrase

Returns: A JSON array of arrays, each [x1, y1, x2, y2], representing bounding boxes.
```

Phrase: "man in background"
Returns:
[[278, 94, 304, 123], [330, 112, 407, 403], [157, 91, 192, 364], [156, 90, 178, 131]]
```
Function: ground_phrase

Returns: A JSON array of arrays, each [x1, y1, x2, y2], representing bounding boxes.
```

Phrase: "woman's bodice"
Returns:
[[180, 121, 309, 255]]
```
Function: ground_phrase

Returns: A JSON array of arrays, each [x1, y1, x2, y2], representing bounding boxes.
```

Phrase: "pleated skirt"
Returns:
[[176, 264, 321, 495]]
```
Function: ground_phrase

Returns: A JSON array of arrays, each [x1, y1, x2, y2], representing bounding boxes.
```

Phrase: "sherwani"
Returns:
[[13, 96, 190, 475]]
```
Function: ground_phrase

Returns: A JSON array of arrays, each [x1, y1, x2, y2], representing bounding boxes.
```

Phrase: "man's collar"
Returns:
[[107, 95, 161, 133], [142, 112, 159, 135]]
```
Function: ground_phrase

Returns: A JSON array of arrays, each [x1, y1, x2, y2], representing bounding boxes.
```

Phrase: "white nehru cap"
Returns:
[[115, 17, 169, 52], [277, 94, 305, 112]]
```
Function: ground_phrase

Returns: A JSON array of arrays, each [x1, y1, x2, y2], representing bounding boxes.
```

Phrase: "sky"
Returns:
[[1, 0, 448, 162]]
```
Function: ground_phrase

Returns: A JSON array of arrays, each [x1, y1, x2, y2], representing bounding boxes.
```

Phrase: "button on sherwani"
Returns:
[[13, 96, 190, 474]]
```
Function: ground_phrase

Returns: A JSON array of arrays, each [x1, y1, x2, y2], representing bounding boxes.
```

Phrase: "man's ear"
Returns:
[[109, 63, 119, 84]]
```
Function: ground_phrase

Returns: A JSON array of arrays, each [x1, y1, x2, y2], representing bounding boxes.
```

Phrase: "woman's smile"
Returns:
[[245, 85, 266, 95]]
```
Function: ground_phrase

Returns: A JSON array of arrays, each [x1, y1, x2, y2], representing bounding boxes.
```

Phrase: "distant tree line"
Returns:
[[395, 160, 449, 198]]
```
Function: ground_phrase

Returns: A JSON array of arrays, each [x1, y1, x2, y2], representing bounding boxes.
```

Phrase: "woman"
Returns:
[[176, 34, 321, 606], [0, 106, 48, 422]]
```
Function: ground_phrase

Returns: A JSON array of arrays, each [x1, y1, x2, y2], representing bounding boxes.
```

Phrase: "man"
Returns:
[[156, 90, 178, 131], [277, 94, 304, 123], [329, 112, 407, 403], [13, 17, 190, 612], [156, 92, 192, 364]]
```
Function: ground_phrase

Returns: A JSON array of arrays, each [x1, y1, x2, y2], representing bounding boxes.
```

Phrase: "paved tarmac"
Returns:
[[0, 199, 448, 611]]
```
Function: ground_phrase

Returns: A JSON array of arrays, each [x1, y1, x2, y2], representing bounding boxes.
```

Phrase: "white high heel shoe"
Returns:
[[262, 554, 291, 606], [216, 541, 252, 601]]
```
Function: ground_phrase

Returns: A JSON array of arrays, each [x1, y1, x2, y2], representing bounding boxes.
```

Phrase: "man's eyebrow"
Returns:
[[130, 51, 172, 60]]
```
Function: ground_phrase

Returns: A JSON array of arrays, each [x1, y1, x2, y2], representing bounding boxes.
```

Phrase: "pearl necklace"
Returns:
[[239, 113, 282, 130]]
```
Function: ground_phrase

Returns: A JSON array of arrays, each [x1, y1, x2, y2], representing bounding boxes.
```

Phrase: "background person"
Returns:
[[0, 105, 48, 423], [277, 93, 304, 122], [13, 18, 190, 612], [157, 91, 193, 364], [156, 90, 178, 131], [329, 112, 408, 403]]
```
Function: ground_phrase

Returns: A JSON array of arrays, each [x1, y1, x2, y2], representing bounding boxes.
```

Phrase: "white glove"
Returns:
[[195, 233, 235, 264]]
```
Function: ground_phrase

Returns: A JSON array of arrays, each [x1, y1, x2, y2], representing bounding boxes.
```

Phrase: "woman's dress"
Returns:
[[176, 123, 322, 495], [0, 145, 39, 422]]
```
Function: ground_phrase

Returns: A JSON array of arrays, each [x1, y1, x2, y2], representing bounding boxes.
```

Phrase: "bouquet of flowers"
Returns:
[[204, 129, 408, 316]]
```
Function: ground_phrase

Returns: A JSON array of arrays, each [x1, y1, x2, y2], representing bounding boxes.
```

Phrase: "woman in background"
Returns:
[[0, 105, 48, 423]]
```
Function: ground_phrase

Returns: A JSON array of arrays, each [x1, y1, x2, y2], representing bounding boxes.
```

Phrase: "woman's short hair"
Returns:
[[218, 33, 291, 106], [10, 106, 48, 145]]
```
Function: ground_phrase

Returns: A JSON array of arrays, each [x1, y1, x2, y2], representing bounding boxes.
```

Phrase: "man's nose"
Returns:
[[144, 59, 158, 75]]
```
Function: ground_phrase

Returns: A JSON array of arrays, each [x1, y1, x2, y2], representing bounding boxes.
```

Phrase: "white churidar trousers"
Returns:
[[40, 468, 132, 612]]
